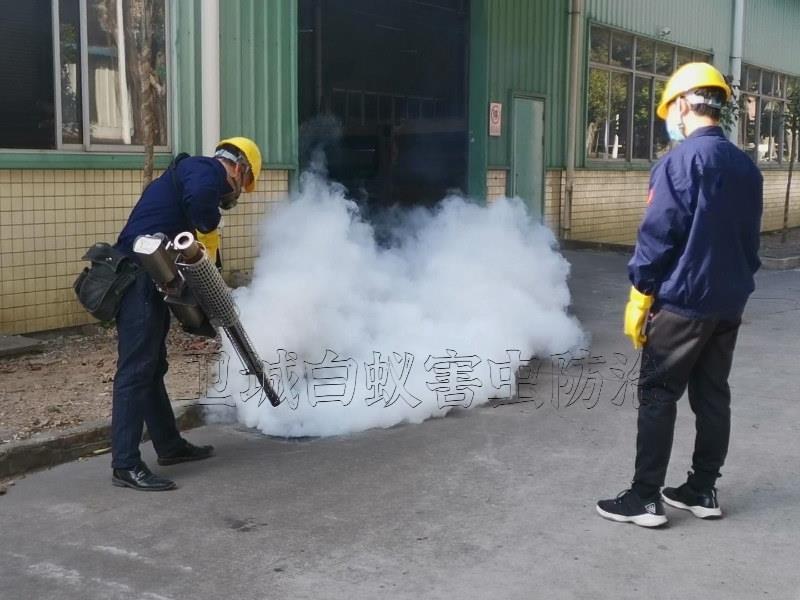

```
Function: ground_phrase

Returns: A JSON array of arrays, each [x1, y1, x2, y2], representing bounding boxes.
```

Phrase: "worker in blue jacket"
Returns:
[[597, 63, 763, 527], [112, 137, 262, 492]]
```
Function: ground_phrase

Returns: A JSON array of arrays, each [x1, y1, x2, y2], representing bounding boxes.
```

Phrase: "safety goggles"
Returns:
[[214, 148, 252, 177]]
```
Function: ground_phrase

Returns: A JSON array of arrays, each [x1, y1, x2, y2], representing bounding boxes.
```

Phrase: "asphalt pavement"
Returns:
[[1, 249, 798, 600]]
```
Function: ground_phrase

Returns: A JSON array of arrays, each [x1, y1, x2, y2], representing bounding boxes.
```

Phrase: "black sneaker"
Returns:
[[662, 483, 722, 519], [596, 489, 668, 528], [157, 440, 215, 466]]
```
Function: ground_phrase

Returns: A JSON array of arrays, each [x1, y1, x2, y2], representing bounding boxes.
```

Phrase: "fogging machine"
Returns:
[[133, 231, 280, 407]]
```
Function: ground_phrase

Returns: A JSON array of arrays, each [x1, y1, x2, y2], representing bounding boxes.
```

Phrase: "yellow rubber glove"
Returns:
[[624, 286, 654, 350], [196, 229, 220, 263]]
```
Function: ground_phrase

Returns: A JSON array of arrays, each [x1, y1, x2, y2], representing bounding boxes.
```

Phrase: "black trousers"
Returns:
[[632, 308, 740, 498], [111, 270, 182, 469]]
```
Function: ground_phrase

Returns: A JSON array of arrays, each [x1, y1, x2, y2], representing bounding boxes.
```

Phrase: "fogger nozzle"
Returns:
[[173, 232, 280, 407]]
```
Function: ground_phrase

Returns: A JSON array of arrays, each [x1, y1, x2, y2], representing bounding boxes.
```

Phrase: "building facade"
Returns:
[[1, 0, 798, 334]]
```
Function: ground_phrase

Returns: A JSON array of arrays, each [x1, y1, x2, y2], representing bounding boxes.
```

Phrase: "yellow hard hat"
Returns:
[[656, 62, 732, 120], [215, 136, 262, 192]]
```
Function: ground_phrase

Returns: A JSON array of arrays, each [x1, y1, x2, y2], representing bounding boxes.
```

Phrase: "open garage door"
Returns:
[[299, 0, 469, 213]]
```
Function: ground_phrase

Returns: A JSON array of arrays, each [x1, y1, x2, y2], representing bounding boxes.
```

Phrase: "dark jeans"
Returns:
[[111, 270, 182, 469], [632, 308, 740, 498]]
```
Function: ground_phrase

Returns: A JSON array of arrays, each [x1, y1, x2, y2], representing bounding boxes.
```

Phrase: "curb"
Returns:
[[559, 239, 635, 254], [0, 400, 205, 481], [760, 255, 800, 270]]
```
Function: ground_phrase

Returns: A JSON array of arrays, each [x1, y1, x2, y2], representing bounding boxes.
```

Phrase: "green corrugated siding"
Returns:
[[220, 0, 298, 168], [584, 0, 732, 72], [744, 0, 800, 75], [486, 0, 569, 169], [173, 0, 202, 156]]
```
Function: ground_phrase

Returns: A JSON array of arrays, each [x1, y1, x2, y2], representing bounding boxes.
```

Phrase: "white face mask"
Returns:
[[666, 101, 686, 142]]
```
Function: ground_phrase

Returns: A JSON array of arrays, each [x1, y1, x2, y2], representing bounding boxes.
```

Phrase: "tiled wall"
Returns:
[[0, 169, 289, 334], [761, 170, 800, 232], [543, 169, 800, 245], [487, 169, 508, 201]]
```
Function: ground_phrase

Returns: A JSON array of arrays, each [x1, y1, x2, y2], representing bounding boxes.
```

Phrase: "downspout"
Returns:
[[563, 0, 584, 239], [201, 0, 221, 155], [729, 0, 745, 143]]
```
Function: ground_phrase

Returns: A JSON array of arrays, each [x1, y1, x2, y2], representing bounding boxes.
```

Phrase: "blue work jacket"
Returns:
[[117, 156, 232, 254], [628, 126, 763, 320]]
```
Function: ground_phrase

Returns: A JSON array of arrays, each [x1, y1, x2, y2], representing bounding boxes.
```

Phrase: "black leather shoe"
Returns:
[[112, 461, 177, 491], [157, 440, 215, 466]]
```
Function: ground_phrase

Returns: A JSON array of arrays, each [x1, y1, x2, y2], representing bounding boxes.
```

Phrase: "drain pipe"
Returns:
[[201, 0, 221, 155], [563, 0, 584, 239], [729, 0, 745, 143]]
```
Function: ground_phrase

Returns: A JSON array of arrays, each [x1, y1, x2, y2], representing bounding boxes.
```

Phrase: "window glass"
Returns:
[[590, 27, 610, 64], [0, 0, 55, 149], [635, 39, 654, 73], [655, 44, 673, 76], [740, 95, 758, 161], [653, 79, 670, 158], [746, 67, 761, 94], [60, 0, 83, 144], [86, 0, 168, 146], [0, 0, 169, 151], [586, 68, 609, 159], [762, 71, 774, 97], [586, 26, 729, 163], [632, 77, 652, 159], [759, 99, 781, 162], [676, 47, 692, 68], [608, 72, 629, 160], [610, 32, 633, 68]]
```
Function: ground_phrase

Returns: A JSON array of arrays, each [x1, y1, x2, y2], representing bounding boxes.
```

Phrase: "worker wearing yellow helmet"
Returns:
[[597, 63, 763, 527], [197, 137, 263, 265], [111, 136, 262, 492]]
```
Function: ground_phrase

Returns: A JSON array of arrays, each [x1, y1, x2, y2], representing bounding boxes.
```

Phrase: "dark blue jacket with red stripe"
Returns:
[[628, 126, 763, 320], [117, 156, 231, 255]]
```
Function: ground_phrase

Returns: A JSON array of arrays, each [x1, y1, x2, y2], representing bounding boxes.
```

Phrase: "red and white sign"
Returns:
[[489, 102, 502, 137]]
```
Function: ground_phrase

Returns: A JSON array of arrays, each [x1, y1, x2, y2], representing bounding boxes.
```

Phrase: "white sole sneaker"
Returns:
[[661, 494, 722, 519], [595, 504, 668, 528]]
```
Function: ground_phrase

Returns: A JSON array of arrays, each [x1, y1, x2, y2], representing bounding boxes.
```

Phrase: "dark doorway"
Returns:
[[298, 0, 469, 211]]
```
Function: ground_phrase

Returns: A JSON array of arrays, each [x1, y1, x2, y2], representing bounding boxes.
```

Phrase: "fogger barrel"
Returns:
[[133, 234, 215, 336], [173, 232, 280, 407]]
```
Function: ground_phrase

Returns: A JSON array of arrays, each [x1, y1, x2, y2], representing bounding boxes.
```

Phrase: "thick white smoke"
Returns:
[[213, 172, 585, 437]]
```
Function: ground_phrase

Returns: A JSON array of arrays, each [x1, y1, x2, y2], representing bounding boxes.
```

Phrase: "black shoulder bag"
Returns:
[[73, 242, 138, 322]]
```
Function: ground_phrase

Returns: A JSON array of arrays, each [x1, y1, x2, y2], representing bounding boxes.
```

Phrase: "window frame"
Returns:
[[0, 0, 172, 156], [585, 23, 713, 166], [739, 62, 800, 166]]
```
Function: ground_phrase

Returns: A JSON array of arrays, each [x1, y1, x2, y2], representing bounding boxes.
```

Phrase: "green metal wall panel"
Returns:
[[220, 0, 298, 168], [743, 0, 800, 75], [584, 0, 732, 72], [468, 0, 489, 198], [173, 0, 203, 156], [486, 0, 569, 169]]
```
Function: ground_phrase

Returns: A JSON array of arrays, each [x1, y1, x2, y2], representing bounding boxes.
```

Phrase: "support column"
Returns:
[[201, 0, 221, 155]]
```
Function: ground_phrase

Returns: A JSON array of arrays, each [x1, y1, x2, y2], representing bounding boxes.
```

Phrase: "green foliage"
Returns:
[[719, 78, 742, 136]]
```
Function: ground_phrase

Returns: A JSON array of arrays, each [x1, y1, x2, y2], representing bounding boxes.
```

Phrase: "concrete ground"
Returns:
[[1, 249, 798, 600]]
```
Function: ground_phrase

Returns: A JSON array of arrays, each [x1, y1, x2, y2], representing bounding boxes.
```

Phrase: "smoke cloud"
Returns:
[[213, 172, 585, 437]]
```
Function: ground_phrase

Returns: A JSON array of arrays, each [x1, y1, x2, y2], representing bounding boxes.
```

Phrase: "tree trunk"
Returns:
[[783, 117, 798, 244], [138, 0, 156, 188]]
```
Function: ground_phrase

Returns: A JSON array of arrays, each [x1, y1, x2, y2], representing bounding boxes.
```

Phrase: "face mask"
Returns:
[[219, 182, 242, 210], [220, 176, 241, 210], [666, 118, 685, 143], [666, 103, 686, 143]]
